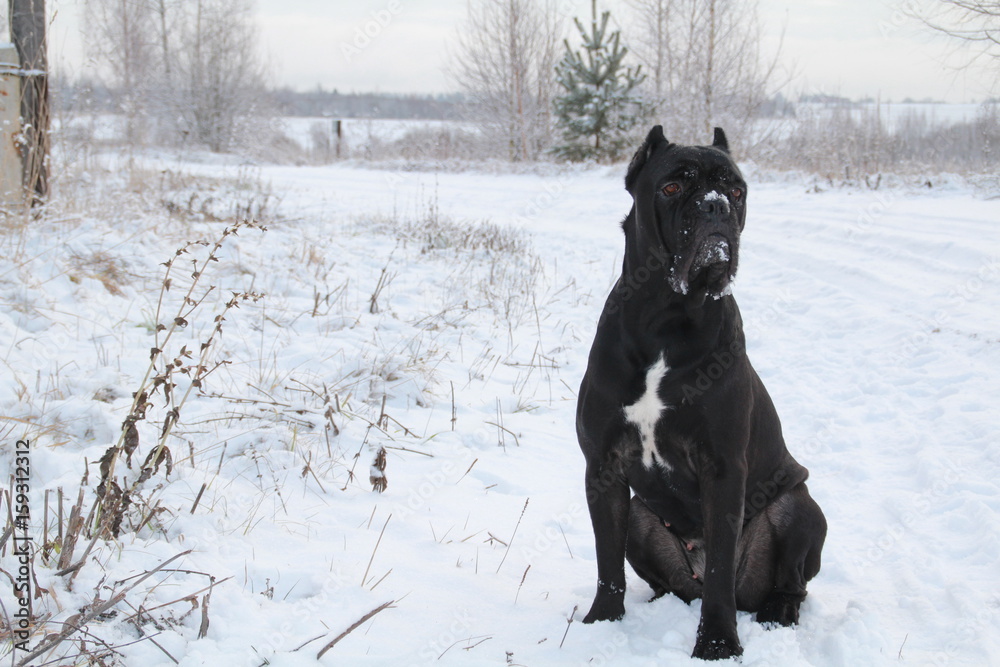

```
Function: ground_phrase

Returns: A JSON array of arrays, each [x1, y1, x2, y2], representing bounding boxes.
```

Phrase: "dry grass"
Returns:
[[68, 250, 132, 296], [0, 156, 284, 665], [0, 130, 567, 664], [93, 219, 267, 537], [765, 101, 1000, 180]]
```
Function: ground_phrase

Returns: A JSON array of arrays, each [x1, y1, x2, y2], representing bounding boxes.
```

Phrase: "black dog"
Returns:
[[576, 126, 826, 660]]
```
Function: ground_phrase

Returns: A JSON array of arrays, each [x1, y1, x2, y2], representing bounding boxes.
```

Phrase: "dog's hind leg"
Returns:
[[743, 483, 827, 626], [626, 496, 704, 604]]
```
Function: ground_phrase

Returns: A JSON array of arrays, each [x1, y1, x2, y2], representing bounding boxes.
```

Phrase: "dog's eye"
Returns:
[[731, 188, 743, 200], [662, 183, 682, 196]]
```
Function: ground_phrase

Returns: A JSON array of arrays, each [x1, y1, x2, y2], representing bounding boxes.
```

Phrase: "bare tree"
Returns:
[[84, 0, 271, 154], [448, 0, 563, 160], [174, 0, 271, 152], [150, 0, 176, 88], [84, 0, 156, 146], [915, 1, 1000, 84], [625, 0, 784, 151]]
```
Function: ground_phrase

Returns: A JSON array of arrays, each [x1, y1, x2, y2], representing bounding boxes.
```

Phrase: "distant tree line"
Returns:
[[270, 89, 464, 120], [69, 0, 998, 176]]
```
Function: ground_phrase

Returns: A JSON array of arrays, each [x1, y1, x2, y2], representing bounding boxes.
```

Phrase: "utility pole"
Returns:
[[9, 0, 49, 204]]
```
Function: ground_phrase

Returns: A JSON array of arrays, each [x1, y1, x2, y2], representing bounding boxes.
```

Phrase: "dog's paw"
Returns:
[[756, 592, 804, 627], [692, 622, 742, 661], [692, 635, 743, 661], [582, 598, 625, 624]]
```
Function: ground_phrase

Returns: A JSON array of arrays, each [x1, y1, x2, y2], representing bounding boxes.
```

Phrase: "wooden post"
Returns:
[[334, 119, 342, 160], [0, 45, 21, 202], [9, 0, 50, 205]]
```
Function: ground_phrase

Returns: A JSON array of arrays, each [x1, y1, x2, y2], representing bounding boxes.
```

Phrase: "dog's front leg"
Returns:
[[582, 459, 630, 623], [692, 457, 747, 660]]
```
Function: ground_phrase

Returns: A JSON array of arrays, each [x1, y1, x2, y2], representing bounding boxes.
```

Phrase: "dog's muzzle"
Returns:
[[668, 222, 738, 299], [692, 234, 731, 274]]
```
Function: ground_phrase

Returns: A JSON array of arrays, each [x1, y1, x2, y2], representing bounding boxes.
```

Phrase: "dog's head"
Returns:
[[625, 125, 747, 299]]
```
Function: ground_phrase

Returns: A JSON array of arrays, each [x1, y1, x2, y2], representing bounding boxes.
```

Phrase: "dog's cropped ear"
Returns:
[[712, 127, 729, 153], [625, 125, 668, 193]]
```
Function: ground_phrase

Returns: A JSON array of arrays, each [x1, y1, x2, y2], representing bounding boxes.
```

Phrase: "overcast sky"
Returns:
[[38, 0, 996, 103]]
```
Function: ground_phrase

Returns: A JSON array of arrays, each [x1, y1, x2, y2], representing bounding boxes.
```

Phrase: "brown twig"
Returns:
[[450, 381, 457, 431], [514, 564, 530, 604], [17, 550, 192, 666], [189, 483, 207, 514], [559, 605, 578, 649], [485, 421, 520, 447], [361, 515, 391, 586], [457, 458, 478, 483], [315, 600, 396, 659], [437, 635, 493, 659], [198, 576, 215, 639], [495, 498, 529, 574], [121, 576, 231, 623]]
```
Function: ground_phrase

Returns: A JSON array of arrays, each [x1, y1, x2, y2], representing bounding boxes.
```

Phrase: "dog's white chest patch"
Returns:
[[623, 354, 672, 470]]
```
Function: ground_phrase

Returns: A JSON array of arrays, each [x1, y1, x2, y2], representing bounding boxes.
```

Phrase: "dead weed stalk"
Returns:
[[94, 219, 266, 536]]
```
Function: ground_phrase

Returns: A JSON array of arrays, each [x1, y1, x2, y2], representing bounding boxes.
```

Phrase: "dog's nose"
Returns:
[[698, 191, 731, 218]]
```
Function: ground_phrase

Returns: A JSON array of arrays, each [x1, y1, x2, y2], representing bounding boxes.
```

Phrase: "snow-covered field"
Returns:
[[278, 117, 478, 153], [1, 154, 998, 666]]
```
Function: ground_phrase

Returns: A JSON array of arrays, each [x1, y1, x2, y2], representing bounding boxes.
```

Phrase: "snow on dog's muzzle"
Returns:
[[693, 234, 731, 273]]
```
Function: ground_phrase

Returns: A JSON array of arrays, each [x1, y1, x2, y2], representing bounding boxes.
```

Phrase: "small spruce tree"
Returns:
[[553, 0, 646, 162]]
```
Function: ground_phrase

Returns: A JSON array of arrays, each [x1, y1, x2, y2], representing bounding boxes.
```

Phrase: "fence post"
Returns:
[[0, 43, 20, 203], [9, 0, 50, 205]]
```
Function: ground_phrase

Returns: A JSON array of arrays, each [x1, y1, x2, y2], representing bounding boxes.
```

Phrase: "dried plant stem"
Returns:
[[559, 522, 573, 559], [514, 564, 530, 604], [457, 458, 478, 483], [16, 550, 192, 666], [368, 253, 396, 314], [190, 483, 207, 514], [198, 576, 215, 639], [450, 381, 456, 431], [316, 600, 396, 659], [437, 635, 493, 659], [139, 289, 261, 504], [97, 221, 264, 516], [361, 514, 392, 586], [495, 498, 529, 574], [559, 604, 578, 649], [56, 486, 85, 572]]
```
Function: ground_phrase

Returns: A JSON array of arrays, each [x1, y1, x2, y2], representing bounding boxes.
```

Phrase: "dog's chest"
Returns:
[[623, 354, 673, 470]]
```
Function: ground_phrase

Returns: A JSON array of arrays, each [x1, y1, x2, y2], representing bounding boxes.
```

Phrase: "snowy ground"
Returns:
[[1, 155, 999, 666]]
